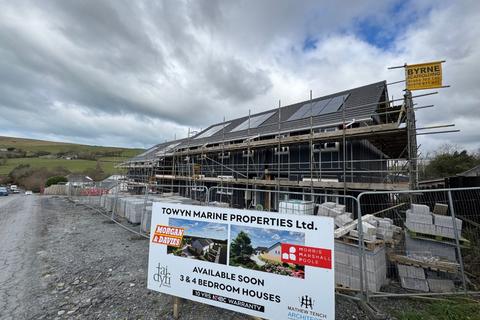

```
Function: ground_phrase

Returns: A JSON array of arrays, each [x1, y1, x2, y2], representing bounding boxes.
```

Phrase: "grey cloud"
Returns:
[[205, 58, 272, 102], [0, 0, 478, 152]]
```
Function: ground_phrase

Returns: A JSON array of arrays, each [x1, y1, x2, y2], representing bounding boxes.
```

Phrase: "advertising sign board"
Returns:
[[147, 203, 335, 320], [406, 61, 443, 90]]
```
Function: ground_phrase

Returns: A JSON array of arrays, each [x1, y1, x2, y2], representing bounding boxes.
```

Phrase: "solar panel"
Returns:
[[287, 94, 349, 121], [288, 98, 331, 121], [318, 94, 348, 115], [155, 142, 180, 155], [231, 112, 275, 132], [195, 123, 230, 139]]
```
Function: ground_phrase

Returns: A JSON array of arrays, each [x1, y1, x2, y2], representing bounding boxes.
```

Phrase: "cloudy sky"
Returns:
[[0, 1, 478, 153]]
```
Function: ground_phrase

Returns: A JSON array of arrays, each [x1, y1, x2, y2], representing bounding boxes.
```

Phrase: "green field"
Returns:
[[0, 136, 142, 157], [0, 157, 126, 175], [0, 136, 143, 177]]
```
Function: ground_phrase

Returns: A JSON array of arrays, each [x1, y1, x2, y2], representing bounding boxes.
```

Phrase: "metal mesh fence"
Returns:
[[58, 181, 480, 300], [358, 187, 480, 298]]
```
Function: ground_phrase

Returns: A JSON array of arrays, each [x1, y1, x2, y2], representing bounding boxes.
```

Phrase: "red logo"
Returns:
[[281, 244, 332, 269]]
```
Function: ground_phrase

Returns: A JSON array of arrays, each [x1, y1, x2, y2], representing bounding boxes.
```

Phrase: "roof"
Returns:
[[183, 81, 387, 149], [127, 138, 189, 163], [459, 165, 480, 177], [67, 174, 93, 183], [126, 81, 388, 163], [267, 242, 281, 251], [194, 238, 213, 247]]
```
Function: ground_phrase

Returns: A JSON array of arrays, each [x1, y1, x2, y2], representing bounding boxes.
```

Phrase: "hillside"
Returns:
[[0, 136, 141, 157], [0, 136, 144, 187]]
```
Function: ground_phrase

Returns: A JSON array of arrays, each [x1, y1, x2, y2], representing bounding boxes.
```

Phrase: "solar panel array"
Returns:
[[195, 123, 230, 139], [231, 112, 275, 132], [287, 94, 349, 121], [155, 142, 180, 155]]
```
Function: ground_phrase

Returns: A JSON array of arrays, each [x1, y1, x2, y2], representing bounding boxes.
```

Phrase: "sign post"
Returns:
[[147, 203, 335, 320]]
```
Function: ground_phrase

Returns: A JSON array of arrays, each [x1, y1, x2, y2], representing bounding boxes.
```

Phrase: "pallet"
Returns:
[[406, 228, 470, 248], [389, 254, 459, 274], [338, 235, 384, 251]]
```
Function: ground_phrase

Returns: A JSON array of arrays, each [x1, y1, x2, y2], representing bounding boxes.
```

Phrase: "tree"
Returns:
[[45, 176, 68, 187], [421, 144, 480, 179], [230, 231, 254, 258]]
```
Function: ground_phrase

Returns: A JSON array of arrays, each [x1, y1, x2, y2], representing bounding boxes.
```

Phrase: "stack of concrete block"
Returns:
[[405, 233, 457, 262], [316, 202, 345, 217], [433, 214, 462, 239], [116, 197, 128, 218], [335, 241, 386, 291], [125, 199, 151, 224], [362, 222, 377, 241], [405, 203, 463, 240], [334, 212, 353, 228], [279, 200, 314, 215], [426, 278, 455, 293], [397, 264, 429, 292], [405, 205, 435, 235], [376, 218, 394, 241]]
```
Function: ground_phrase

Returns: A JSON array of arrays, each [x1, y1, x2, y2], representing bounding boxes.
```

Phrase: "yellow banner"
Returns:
[[405, 61, 443, 90]]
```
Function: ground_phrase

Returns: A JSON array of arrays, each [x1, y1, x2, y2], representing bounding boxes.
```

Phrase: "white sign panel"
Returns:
[[147, 203, 335, 320]]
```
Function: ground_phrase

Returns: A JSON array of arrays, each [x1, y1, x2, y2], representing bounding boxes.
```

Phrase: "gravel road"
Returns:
[[0, 195, 369, 320]]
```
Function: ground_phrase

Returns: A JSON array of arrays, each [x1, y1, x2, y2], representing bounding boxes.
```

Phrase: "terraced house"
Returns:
[[121, 81, 417, 211]]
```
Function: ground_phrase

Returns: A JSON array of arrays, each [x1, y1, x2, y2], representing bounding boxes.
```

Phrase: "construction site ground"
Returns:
[[1, 195, 478, 320]]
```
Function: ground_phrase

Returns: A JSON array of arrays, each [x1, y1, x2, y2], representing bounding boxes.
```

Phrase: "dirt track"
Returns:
[[0, 195, 368, 319]]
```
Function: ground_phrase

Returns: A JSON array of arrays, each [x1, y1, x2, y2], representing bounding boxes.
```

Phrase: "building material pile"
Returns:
[[405, 204, 462, 239], [335, 241, 387, 291], [396, 203, 463, 292], [397, 264, 429, 292], [316, 201, 399, 291], [279, 200, 315, 215]]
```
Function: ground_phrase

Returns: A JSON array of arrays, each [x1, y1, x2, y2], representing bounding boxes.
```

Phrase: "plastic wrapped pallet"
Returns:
[[141, 206, 152, 233], [125, 199, 149, 224], [279, 200, 314, 215]]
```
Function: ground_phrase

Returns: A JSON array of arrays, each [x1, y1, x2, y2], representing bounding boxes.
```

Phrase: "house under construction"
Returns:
[[121, 81, 419, 210]]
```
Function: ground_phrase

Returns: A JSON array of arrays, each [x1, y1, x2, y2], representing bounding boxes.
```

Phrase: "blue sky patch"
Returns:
[[169, 218, 228, 240], [302, 36, 318, 52]]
